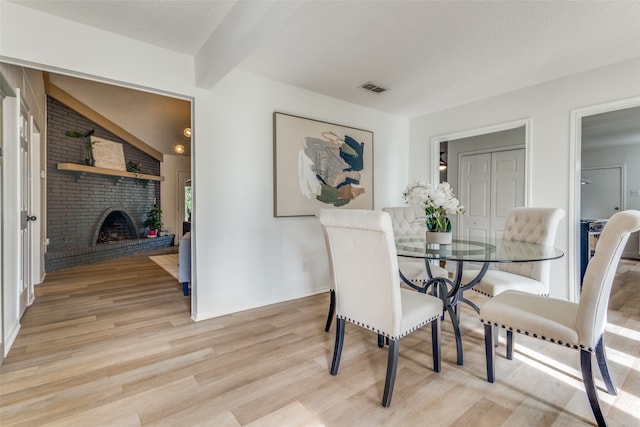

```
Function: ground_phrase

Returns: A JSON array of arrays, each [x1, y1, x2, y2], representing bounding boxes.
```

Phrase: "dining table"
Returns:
[[395, 234, 564, 365]]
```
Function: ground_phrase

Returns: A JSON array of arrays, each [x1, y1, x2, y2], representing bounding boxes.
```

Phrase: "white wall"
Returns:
[[410, 56, 640, 299], [193, 70, 408, 319], [0, 2, 410, 324]]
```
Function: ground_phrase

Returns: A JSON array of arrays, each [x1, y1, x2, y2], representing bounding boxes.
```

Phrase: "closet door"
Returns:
[[458, 149, 525, 239], [491, 149, 525, 238], [459, 153, 491, 239]]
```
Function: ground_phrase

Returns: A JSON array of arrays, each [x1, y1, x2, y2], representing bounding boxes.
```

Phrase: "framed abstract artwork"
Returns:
[[273, 112, 374, 217]]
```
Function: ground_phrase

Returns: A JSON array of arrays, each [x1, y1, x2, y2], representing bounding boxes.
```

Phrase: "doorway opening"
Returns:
[[570, 96, 640, 300], [431, 119, 531, 236]]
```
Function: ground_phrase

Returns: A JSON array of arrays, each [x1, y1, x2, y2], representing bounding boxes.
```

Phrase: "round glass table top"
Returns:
[[395, 235, 564, 263]]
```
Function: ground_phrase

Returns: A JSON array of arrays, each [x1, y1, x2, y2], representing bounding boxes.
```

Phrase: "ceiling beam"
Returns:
[[194, 0, 303, 88], [44, 72, 164, 161]]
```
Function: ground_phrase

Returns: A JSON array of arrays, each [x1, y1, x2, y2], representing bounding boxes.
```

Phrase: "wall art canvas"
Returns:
[[274, 112, 373, 217], [91, 136, 126, 171]]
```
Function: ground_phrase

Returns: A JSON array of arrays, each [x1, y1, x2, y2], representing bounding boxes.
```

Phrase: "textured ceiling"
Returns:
[[12, 0, 640, 153]]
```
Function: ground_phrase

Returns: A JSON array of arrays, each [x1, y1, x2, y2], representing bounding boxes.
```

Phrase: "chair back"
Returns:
[[320, 223, 335, 291], [382, 206, 426, 235], [498, 207, 565, 290], [319, 209, 402, 336], [577, 210, 640, 348]]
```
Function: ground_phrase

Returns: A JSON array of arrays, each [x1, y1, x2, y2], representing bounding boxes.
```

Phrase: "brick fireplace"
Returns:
[[45, 97, 173, 272]]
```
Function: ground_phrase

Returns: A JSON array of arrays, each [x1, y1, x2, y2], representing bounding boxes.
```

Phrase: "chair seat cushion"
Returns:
[[480, 290, 582, 349], [399, 259, 449, 283], [398, 288, 443, 339], [462, 269, 546, 297]]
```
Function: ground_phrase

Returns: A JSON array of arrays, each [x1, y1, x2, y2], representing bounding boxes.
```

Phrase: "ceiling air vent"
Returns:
[[360, 82, 387, 93]]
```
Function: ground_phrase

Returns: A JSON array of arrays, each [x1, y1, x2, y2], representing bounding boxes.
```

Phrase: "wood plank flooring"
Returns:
[[1, 252, 639, 426]]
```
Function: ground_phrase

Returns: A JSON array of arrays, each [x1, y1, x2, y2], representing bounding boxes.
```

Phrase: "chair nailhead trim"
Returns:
[[338, 314, 440, 340], [482, 320, 592, 353]]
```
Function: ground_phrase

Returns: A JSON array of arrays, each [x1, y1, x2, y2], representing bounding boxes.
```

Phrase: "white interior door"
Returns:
[[491, 149, 525, 238], [459, 149, 525, 239], [459, 153, 491, 239], [581, 166, 623, 219], [30, 118, 42, 291], [19, 105, 31, 317]]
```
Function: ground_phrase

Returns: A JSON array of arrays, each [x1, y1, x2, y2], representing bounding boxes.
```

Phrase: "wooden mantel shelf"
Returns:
[[57, 163, 164, 181]]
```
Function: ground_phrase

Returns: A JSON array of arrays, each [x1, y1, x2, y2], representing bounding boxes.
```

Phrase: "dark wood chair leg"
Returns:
[[382, 339, 400, 407], [595, 336, 617, 396], [182, 282, 189, 296], [324, 289, 335, 332], [506, 330, 514, 360], [484, 323, 495, 383], [378, 334, 385, 348], [431, 318, 441, 372], [580, 349, 607, 427], [445, 304, 464, 365], [330, 318, 345, 376]]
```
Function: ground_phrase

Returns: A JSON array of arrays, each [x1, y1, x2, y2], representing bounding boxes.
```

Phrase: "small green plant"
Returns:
[[66, 129, 98, 165], [143, 204, 163, 232], [126, 161, 141, 174]]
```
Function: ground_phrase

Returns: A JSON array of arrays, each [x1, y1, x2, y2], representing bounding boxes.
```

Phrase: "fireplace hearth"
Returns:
[[96, 210, 137, 244]]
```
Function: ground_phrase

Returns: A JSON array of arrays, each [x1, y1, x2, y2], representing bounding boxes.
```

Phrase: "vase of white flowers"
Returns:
[[402, 179, 465, 244]]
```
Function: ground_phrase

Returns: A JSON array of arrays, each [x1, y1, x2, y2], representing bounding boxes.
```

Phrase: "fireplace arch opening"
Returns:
[[93, 208, 138, 245]]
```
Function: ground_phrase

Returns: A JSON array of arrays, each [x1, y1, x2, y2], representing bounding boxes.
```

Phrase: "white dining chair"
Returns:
[[461, 207, 565, 304], [319, 209, 443, 407], [480, 210, 640, 427], [383, 206, 449, 285]]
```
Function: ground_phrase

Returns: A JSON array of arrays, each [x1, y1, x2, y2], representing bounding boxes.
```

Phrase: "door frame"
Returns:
[[569, 95, 640, 301], [177, 170, 191, 237], [430, 118, 532, 206]]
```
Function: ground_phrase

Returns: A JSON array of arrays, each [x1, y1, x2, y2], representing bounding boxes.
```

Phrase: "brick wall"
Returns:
[[46, 96, 171, 271]]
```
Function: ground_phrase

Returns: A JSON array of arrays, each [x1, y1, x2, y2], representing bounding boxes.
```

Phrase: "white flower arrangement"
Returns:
[[402, 179, 465, 232]]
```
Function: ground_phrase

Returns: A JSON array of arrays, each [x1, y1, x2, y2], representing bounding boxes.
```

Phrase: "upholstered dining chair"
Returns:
[[461, 207, 565, 306], [480, 210, 640, 427], [382, 206, 449, 285], [323, 207, 448, 332], [319, 209, 443, 407]]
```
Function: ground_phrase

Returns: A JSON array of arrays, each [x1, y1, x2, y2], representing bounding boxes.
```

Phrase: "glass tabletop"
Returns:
[[395, 234, 564, 263]]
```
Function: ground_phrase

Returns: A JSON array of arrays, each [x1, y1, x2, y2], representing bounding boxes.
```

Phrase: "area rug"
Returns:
[[149, 254, 179, 280]]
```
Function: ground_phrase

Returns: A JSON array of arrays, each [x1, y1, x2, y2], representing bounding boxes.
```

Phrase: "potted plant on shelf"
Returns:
[[143, 204, 163, 238], [65, 129, 98, 166]]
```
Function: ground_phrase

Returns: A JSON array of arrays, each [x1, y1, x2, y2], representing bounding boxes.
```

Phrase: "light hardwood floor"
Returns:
[[1, 251, 639, 426]]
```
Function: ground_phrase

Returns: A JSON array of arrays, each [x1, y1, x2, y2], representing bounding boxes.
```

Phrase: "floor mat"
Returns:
[[149, 254, 179, 280]]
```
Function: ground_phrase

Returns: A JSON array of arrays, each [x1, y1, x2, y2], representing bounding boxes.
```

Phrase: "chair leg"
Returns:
[[445, 303, 464, 365], [506, 330, 514, 360], [595, 336, 617, 396], [382, 339, 400, 407], [431, 318, 441, 372], [330, 318, 345, 376], [378, 334, 385, 348], [484, 324, 495, 383], [182, 282, 190, 296], [580, 349, 607, 427], [324, 289, 335, 332]]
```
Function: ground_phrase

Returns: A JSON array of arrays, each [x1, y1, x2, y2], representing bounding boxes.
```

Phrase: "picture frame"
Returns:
[[91, 136, 126, 171], [273, 112, 374, 217]]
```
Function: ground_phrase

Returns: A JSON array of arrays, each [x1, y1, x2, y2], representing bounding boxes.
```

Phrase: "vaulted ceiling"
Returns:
[[14, 0, 640, 154]]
